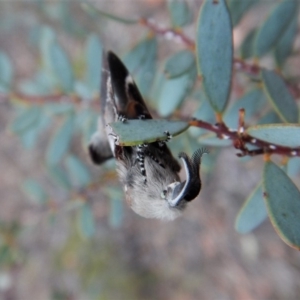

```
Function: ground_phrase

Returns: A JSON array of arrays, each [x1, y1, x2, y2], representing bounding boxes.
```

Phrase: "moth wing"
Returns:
[[107, 51, 152, 120]]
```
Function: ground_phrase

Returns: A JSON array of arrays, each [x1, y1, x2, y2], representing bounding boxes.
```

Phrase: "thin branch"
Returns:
[[189, 114, 300, 158]]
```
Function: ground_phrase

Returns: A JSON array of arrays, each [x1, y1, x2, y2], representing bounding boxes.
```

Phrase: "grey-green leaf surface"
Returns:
[[254, 0, 298, 57], [0, 51, 13, 92], [85, 33, 102, 92], [261, 69, 298, 123], [224, 88, 266, 128], [124, 37, 157, 97], [47, 165, 71, 190], [46, 114, 75, 165], [65, 155, 92, 188], [258, 110, 282, 125], [246, 124, 300, 148], [106, 187, 124, 228], [189, 90, 215, 137], [264, 161, 300, 250], [77, 203, 96, 238], [235, 182, 267, 234], [164, 50, 195, 78], [274, 16, 298, 68], [109, 120, 190, 146], [10, 106, 41, 134], [240, 28, 257, 59], [49, 42, 74, 92], [167, 0, 193, 28], [156, 66, 197, 116], [227, 0, 258, 27], [196, 0, 233, 113], [18, 113, 51, 149], [22, 179, 48, 204], [81, 2, 138, 24]]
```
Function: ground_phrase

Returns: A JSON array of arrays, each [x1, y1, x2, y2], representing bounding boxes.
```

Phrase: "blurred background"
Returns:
[[0, 0, 300, 299]]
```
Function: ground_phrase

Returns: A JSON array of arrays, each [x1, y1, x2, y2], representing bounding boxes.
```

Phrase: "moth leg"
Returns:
[[118, 114, 127, 123], [137, 145, 147, 184], [158, 131, 172, 148], [145, 150, 165, 169], [164, 131, 173, 142], [138, 114, 146, 120]]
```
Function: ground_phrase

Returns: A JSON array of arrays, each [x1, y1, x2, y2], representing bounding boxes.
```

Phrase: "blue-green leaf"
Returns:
[[49, 42, 74, 92], [224, 88, 266, 128], [0, 51, 13, 92], [124, 37, 157, 96], [164, 50, 195, 78], [77, 203, 96, 238], [109, 119, 190, 146], [47, 165, 71, 190], [261, 69, 298, 123], [227, 0, 258, 27], [287, 158, 300, 177], [105, 187, 124, 228], [22, 179, 48, 204], [65, 155, 92, 188], [258, 110, 282, 125], [167, 0, 193, 28], [189, 90, 215, 137], [18, 113, 51, 149], [264, 161, 300, 250], [254, 0, 298, 57], [240, 28, 257, 59], [196, 0, 233, 112], [10, 106, 41, 134], [81, 3, 138, 24], [45, 103, 74, 116], [157, 67, 197, 116], [246, 124, 300, 148], [46, 114, 75, 165], [274, 16, 298, 68], [39, 26, 56, 71], [235, 182, 267, 234], [85, 33, 102, 93], [19, 70, 57, 96]]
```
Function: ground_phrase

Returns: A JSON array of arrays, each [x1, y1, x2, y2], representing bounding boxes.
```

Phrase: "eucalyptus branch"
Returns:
[[189, 109, 300, 158]]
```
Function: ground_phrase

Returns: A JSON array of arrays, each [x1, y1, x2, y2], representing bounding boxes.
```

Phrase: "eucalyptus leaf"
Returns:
[[109, 119, 190, 146], [49, 42, 74, 92], [224, 88, 266, 128], [227, 0, 258, 27], [246, 124, 300, 148], [47, 165, 71, 190], [164, 50, 195, 78], [81, 3, 138, 24], [65, 155, 92, 188], [77, 203, 96, 238], [157, 66, 197, 116], [0, 51, 13, 91], [10, 106, 41, 134], [240, 28, 257, 59], [274, 16, 298, 68], [261, 69, 298, 123], [18, 113, 51, 149], [85, 33, 102, 92], [254, 0, 298, 57], [196, 0, 233, 112], [46, 114, 75, 165], [123, 37, 157, 96], [167, 0, 193, 28], [264, 161, 300, 250], [235, 182, 267, 234], [22, 179, 48, 204]]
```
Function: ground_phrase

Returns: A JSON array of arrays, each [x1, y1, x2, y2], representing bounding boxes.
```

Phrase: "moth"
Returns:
[[89, 51, 207, 220]]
